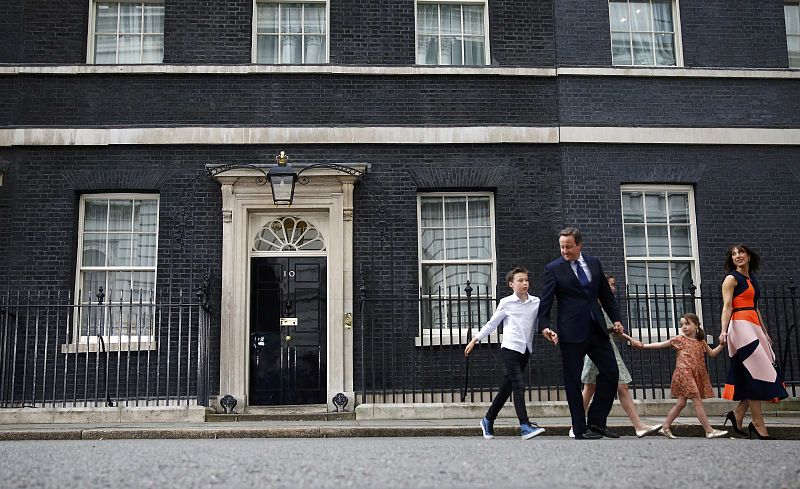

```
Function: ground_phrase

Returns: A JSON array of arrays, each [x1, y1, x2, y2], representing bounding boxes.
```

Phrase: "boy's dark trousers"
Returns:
[[486, 347, 530, 424]]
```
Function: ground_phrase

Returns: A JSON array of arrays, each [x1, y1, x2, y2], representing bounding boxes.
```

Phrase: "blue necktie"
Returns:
[[574, 261, 590, 292]]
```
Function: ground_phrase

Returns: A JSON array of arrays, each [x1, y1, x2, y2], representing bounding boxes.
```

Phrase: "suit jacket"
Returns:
[[537, 255, 621, 344]]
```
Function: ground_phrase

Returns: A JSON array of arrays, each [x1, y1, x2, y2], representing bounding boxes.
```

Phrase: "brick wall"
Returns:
[[18, 0, 88, 63], [679, 0, 789, 68], [164, 0, 252, 63], [7, 74, 558, 127], [558, 76, 800, 127], [554, 0, 612, 67]]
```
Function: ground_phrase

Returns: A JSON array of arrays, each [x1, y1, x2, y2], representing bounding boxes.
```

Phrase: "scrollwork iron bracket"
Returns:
[[296, 163, 364, 185]]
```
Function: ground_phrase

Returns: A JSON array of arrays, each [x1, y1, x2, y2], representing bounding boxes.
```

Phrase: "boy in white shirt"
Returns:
[[464, 267, 545, 440]]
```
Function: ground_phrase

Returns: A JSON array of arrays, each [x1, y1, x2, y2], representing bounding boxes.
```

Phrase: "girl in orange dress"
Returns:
[[633, 313, 727, 439], [719, 244, 788, 440]]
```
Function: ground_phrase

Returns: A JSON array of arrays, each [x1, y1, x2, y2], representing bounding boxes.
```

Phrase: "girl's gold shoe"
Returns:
[[658, 427, 677, 439]]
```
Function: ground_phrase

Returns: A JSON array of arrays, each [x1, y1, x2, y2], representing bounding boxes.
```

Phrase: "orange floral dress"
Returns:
[[670, 335, 714, 399]]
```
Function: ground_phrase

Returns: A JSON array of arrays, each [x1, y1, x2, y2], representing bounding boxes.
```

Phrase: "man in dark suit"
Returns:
[[538, 227, 624, 439]]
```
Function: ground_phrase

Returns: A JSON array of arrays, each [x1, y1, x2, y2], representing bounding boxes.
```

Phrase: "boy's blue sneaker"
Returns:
[[479, 417, 494, 439], [521, 421, 545, 440]]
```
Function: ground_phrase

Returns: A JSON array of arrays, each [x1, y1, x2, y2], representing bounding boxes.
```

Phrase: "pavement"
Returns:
[[0, 406, 800, 441]]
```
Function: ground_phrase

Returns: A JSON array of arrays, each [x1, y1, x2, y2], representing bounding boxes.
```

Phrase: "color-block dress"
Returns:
[[722, 271, 788, 402]]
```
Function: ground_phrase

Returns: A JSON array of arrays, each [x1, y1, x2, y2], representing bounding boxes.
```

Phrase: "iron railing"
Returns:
[[356, 280, 799, 404], [0, 289, 211, 408]]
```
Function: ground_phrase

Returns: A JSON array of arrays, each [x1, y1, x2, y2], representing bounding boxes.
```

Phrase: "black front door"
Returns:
[[249, 257, 327, 405]]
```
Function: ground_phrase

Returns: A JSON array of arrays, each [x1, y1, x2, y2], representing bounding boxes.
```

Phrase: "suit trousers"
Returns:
[[559, 324, 619, 435], [486, 347, 531, 424]]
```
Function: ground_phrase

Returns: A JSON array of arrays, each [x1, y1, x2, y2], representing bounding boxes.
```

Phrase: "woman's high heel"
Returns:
[[722, 411, 746, 436], [748, 422, 771, 440]]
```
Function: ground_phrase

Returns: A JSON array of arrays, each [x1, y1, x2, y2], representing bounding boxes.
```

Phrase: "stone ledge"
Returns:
[[0, 406, 212, 424]]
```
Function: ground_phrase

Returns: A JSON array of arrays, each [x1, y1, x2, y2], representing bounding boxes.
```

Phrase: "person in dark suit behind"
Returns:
[[538, 227, 624, 440]]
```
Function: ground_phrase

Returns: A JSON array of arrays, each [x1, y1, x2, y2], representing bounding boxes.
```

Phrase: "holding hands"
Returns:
[[542, 328, 558, 345]]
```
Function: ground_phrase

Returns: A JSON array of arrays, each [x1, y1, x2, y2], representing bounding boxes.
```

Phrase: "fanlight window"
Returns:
[[253, 216, 326, 252]]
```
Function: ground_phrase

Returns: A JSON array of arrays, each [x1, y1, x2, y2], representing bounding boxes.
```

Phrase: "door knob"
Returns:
[[285, 335, 292, 342]]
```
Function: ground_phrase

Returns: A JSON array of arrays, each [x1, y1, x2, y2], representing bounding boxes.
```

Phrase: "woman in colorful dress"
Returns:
[[719, 244, 788, 439]]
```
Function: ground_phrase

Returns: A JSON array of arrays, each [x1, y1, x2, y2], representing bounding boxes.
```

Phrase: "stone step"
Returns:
[[206, 411, 355, 422]]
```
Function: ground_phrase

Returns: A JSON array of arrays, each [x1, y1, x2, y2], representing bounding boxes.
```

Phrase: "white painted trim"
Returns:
[[0, 64, 554, 76], [559, 127, 800, 145], [2, 126, 799, 146], [557, 67, 800, 78], [0, 126, 559, 146], [2, 64, 799, 78]]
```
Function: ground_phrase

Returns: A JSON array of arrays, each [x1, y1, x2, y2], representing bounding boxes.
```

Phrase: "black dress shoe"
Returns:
[[589, 425, 620, 438], [574, 428, 603, 440]]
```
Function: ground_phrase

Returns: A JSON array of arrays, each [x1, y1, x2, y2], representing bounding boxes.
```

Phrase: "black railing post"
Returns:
[[461, 281, 472, 402]]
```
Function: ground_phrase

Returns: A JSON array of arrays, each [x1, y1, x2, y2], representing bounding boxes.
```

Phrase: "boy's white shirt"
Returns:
[[473, 293, 540, 353]]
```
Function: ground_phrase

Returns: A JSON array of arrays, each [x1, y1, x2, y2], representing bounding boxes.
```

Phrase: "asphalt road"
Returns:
[[1, 437, 798, 489]]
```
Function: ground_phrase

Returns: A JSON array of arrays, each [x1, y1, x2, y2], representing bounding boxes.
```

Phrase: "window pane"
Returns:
[[468, 227, 491, 260], [468, 264, 492, 296], [445, 227, 468, 260], [143, 4, 164, 33], [257, 35, 278, 63], [671, 262, 692, 293], [418, 35, 439, 64], [85, 200, 108, 231], [422, 265, 444, 294], [631, 32, 654, 65], [108, 270, 132, 296], [654, 33, 675, 65], [118, 35, 141, 63], [624, 225, 646, 256], [445, 264, 469, 295], [133, 200, 157, 232], [670, 225, 691, 257], [627, 262, 647, 292], [609, 1, 629, 31], [789, 36, 800, 68], [280, 36, 302, 63], [119, 3, 142, 34], [142, 35, 163, 63], [611, 32, 632, 65], [630, 1, 652, 31], [787, 5, 800, 34], [644, 193, 667, 223], [651, 0, 674, 31], [258, 4, 279, 33], [463, 5, 484, 35], [646, 225, 669, 256], [305, 35, 325, 63], [95, 35, 117, 64], [468, 197, 490, 226], [420, 229, 444, 260], [133, 233, 157, 267], [107, 234, 133, 266], [133, 271, 155, 298], [81, 271, 105, 302], [282, 4, 303, 33], [418, 4, 439, 35], [441, 4, 461, 35], [464, 37, 484, 65], [647, 262, 669, 293], [440, 36, 462, 65], [96, 3, 118, 33], [421, 198, 443, 227], [83, 233, 107, 266], [622, 192, 644, 223], [444, 197, 467, 227], [109, 200, 133, 231], [304, 4, 325, 33], [667, 193, 688, 223]]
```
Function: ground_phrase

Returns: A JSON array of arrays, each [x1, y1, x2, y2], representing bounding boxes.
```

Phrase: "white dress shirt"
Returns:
[[473, 293, 540, 353], [571, 253, 592, 283]]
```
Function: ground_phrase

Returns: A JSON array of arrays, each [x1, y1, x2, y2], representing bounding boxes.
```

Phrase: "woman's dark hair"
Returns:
[[681, 313, 705, 341], [724, 244, 760, 272]]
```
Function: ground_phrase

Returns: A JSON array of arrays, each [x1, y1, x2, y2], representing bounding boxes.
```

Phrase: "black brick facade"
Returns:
[[554, 0, 612, 67], [164, 0, 252, 64], [680, 0, 790, 69]]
